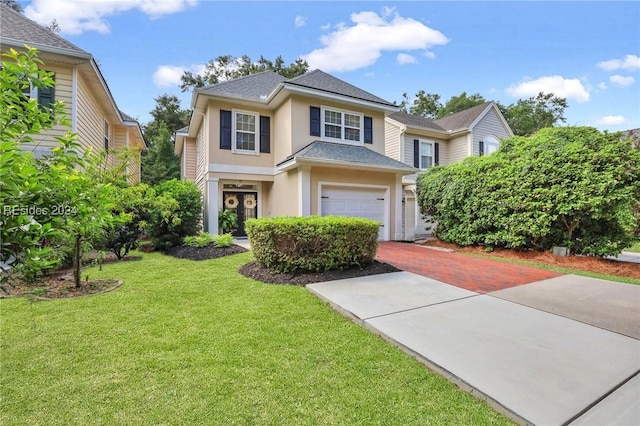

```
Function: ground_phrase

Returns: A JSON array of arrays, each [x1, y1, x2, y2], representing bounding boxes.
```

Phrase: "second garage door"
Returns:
[[320, 186, 388, 240]]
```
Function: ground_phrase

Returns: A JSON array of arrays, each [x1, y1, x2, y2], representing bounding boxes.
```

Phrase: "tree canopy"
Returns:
[[180, 54, 309, 91], [398, 90, 568, 136]]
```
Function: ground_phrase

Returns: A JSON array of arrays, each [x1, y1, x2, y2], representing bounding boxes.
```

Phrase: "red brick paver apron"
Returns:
[[376, 241, 562, 294]]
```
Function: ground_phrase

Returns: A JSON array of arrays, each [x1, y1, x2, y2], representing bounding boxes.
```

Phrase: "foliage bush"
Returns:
[[417, 127, 640, 256], [147, 179, 202, 249], [184, 232, 233, 248], [245, 216, 379, 273], [215, 233, 234, 248]]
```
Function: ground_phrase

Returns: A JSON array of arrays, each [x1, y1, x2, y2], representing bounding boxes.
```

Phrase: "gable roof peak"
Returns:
[[433, 101, 494, 131]]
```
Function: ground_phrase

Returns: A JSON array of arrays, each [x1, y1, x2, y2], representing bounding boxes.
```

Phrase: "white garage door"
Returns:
[[321, 186, 388, 240]]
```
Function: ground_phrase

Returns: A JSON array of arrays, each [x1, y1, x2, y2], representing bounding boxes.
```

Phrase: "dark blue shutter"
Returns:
[[434, 142, 439, 166], [38, 73, 55, 109], [364, 116, 373, 144], [478, 140, 484, 156], [413, 139, 420, 168], [260, 116, 270, 153], [310, 106, 321, 137], [220, 110, 231, 150]]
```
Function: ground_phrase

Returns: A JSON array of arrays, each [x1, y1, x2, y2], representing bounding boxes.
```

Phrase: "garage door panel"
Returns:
[[321, 186, 388, 240]]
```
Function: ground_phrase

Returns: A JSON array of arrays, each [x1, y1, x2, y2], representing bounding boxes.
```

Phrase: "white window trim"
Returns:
[[104, 120, 110, 150], [320, 106, 364, 146], [419, 139, 434, 170], [231, 109, 260, 155]]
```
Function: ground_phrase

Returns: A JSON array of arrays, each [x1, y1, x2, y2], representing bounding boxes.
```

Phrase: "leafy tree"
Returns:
[[140, 95, 187, 185], [437, 92, 486, 118], [408, 91, 442, 119], [180, 54, 309, 91], [1, 0, 22, 12], [500, 92, 568, 136], [141, 122, 181, 184]]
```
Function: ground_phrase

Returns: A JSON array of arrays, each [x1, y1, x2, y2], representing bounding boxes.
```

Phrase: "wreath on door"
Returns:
[[244, 195, 256, 209], [224, 194, 239, 209]]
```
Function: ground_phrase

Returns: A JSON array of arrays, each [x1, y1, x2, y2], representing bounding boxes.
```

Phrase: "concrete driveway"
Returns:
[[307, 247, 640, 425]]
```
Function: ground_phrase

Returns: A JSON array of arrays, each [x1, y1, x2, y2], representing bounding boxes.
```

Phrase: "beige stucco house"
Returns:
[[0, 4, 146, 182], [385, 102, 513, 240], [175, 70, 416, 239]]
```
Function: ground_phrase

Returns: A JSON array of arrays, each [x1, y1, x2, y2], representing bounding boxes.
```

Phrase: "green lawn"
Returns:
[[625, 241, 640, 253], [0, 251, 511, 425]]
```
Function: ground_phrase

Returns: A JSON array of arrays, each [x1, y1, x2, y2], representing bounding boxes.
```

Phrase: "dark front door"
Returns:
[[222, 191, 257, 237]]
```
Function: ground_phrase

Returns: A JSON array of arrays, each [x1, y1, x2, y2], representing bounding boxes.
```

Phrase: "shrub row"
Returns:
[[245, 216, 379, 273], [417, 127, 640, 256]]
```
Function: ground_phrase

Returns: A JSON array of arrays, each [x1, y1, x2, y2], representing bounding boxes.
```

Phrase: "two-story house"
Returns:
[[0, 4, 146, 182], [175, 70, 416, 240], [385, 101, 514, 240]]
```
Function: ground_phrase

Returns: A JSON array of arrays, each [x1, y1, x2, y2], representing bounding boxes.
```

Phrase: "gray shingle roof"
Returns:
[[0, 4, 87, 54], [278, 140, 416, 172], [285, 70, 395, 106], [433, 101, 492, 131], [197, 71, 286, 100], [387, 112, 446, 131]]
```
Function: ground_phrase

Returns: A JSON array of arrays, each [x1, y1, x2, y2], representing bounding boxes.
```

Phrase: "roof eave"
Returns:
[[277, 157, 416, 174], [1, 38, 91, 62]]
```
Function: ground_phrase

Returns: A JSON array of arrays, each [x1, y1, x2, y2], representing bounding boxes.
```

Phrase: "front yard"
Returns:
[[0, 251, 511, 425]]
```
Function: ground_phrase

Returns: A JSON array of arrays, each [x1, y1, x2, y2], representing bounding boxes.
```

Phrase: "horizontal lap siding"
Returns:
[[472, 110, 511, 154], [76, 77, 104, 154], [384, 121, 402, 162], [448, 135, 470, 164], [185, 139, 197, 182]]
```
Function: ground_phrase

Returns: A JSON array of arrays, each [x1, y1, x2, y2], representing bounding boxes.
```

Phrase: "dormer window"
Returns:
[[321, 107, 363, 144]]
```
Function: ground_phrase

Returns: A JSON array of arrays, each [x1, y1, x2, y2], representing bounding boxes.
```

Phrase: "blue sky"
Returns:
[[20, 1, 640, 131]]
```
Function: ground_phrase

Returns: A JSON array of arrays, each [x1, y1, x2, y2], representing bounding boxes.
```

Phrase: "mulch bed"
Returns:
[[238, 260, 400, 285], [421, 239, 640, 279], [163, 244, 248, 260]]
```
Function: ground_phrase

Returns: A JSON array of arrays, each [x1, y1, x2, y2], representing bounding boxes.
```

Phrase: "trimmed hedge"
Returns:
[[245, 216, 379, 273]]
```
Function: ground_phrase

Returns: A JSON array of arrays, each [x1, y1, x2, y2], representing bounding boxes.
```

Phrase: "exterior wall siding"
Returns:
[[184, 139, 197, 182], [76, 76, 105, 154], [472, 109, 512, 155], [384, 120, 403, 162], [448, 134, 470, 164]]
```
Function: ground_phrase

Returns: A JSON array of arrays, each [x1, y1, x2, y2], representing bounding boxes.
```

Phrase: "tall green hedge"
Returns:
[[417, 127, 640, 256], [245, 216, 379, 273]]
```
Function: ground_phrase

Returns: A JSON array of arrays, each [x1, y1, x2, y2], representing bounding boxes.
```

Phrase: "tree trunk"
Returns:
[[73, 235, 82, 288]]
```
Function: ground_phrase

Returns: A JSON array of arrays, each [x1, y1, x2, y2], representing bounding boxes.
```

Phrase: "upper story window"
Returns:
[[20, 73, 55, 109], [420, 141, 433, 169], [322, 107, 363, 144], [481, 135, 499, 156], [233, 110, 259, 154], [104, 121, 110, 150]]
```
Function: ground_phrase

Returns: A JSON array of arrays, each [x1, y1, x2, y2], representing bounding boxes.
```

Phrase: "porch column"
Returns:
[[298, 166, 311, 216], [394, 174, 404, 241], [206, 175, 219, 235]]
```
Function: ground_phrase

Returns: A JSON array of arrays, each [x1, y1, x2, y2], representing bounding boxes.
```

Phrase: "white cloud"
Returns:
[[25, 0, 197, 35], [397, 53, 417, 65], [506, 75, 591, 103], [152, 64, 208, 88], [301, 9, 449, 72], [320, 23, 331, 30], [609, 75, 635, 87], [598, 82, 608, 90], [597, 54, 640, 72], [294, 15, 307, 28], [596, 115, 626, 125]]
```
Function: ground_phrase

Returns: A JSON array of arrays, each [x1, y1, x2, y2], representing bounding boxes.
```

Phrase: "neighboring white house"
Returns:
[[385, 102, 514, 240]]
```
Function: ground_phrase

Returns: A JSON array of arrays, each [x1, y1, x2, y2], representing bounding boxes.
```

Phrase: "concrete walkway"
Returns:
[[307, 247, 640, 425]]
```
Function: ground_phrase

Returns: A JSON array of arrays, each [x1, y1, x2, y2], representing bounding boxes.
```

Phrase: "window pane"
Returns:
[[344, 113, 360, 128], [420, 155, 432, 169], [325, 124, 341, 139], [325, 110, 341, 125], [236, 132, 255, 150], [420, 142, 431, 156], [236, 113, 255, 132], [345, 128, 360, 141]]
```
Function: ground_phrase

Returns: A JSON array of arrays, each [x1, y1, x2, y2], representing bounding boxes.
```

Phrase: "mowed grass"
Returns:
[[1, 251, 511, 425]]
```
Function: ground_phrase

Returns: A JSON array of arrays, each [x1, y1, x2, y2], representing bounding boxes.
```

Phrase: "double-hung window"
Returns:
[[420, 141, 433, 169], [233, 110, 259, 153], [322, 107, 363, 144], [20, 73, 55, 109]]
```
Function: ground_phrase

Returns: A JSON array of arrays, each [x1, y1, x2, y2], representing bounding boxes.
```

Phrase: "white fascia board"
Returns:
[[277, 157, 416, 175], [278, 84, 398, 112]]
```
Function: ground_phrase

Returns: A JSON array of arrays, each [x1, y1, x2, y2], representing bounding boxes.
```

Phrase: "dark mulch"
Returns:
[[238, 260, 401, 285], [163, 244, 248, 261]]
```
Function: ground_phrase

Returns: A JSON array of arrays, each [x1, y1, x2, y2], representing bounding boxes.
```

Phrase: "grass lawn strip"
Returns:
[[1, 251, 512, 425]]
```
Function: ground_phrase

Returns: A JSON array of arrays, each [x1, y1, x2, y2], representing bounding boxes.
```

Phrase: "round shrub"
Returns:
[[245, 216, 379, 273]]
